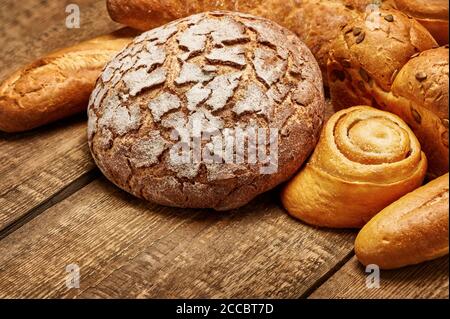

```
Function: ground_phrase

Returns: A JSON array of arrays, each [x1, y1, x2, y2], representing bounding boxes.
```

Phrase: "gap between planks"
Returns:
[[0, 178, 356, 298], [299, 250, 355, 298], [0, 169, 99, 241]]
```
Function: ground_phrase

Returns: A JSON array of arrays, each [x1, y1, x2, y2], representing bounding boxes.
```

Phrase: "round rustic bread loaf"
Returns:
[[87, 11, 325, 210]]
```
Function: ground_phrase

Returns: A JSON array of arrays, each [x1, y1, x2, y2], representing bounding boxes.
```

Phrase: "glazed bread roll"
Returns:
[[379, 47, 449, 179], [328, 9, 437, 109], [327, 9, 447, 178], [281, 106, 427, 228], [355, 173, 449, 269], [391, 0, 449, 45], [0, 28, 137, 133], [88, 11, 325, 210], [106, 0, 384, 84]]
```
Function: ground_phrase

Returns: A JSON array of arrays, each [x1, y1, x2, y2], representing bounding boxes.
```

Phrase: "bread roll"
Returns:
[[327, 9, 447, 178], [0, 28, 137, 133], [106, 0, 385, 85], [281, 106, 427, 228], [392, 0, 449, 45], [88, 11, 325, 210], [379, 47, 449, 179], [355, 173, 449, 269], [328, 8, 437, 109]]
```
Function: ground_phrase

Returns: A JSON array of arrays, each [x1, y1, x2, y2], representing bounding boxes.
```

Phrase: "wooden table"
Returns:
[[0, 0, 448, 299]]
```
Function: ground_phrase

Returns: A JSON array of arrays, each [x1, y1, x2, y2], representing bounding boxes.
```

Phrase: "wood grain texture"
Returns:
[[0, 0, 121, 80], [0, 178, 355, 298], [309, 256, 449, 299], [0, 0, 119, 231], [0, 117, 96, 232]]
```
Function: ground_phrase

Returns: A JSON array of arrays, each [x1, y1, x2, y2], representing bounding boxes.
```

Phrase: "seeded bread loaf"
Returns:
[[391, 0, 449, 45], [327, 9, 447, 178], [328, 9, 437, 109], [106, 0, 387, 85], [0, 28, 137, 133], [379, 47, 449, 179], [355, 173, 449, 269], [88, 11, 325, 210]]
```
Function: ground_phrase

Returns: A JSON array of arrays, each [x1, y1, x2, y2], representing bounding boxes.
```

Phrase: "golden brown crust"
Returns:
[[285, 0, 360, 86], [327, 9, 446, 177], [106, 0, 387, 85], [328, 10, 448, 177], [0, 28, 137, 133], [88, 11, 325, 210], [392, 0, 449, 44], [382, 47, 449, 178], [328, 8, 437, 103], [415, 18, 449, 46], [355, 173, 449, 269], [281, 106, 427, 228]]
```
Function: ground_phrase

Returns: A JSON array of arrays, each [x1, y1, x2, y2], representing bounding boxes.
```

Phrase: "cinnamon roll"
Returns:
[[281, 106, 427, 228]]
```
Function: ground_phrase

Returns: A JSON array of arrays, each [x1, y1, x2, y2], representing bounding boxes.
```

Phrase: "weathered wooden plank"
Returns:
[[0, 118, 97, 234], [309, 256, 449, 299], [0, 178, 355, 298], [0, 0, 120, 231], [0, 0, 121, 80]]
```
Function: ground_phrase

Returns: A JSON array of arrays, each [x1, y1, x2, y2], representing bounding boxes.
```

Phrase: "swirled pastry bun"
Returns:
[[281, 106, 427, 228]]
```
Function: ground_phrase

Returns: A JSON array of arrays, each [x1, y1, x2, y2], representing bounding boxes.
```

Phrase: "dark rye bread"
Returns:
[[88, 11, 325, 210]]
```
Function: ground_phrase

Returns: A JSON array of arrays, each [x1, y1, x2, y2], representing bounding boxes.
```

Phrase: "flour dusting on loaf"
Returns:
[[88, 11, 324, 210]]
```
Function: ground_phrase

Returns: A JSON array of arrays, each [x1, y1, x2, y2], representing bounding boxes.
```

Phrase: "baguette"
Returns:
[[0, 28, 138, 133], [355, 173, 449, 269]]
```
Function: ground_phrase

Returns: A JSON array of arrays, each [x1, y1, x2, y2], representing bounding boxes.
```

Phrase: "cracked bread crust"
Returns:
[[88, 11, 325, 210], [106, 0, 394, 86]]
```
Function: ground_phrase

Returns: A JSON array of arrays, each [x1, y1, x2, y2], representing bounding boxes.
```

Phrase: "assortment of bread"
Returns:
[[327, 8, 437, 109], [327, 8, 448, 178], [0, 0, 448, 270], [105, 0, 409, 85], [106, 0, 367, 84]]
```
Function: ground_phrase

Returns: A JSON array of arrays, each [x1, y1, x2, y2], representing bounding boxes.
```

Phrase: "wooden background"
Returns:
[[0, 0, 448, 299]]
